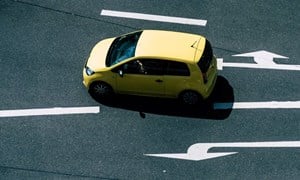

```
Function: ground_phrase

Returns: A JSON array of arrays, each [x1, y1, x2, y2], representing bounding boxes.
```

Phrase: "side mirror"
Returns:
[[118, 69, 124, 77]]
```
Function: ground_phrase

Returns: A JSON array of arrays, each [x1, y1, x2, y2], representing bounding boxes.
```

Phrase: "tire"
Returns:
[[179, 90, 200, 105], [89, 82, 113, 100]]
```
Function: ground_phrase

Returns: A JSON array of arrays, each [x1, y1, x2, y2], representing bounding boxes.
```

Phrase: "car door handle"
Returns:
[[155, 79, 163, 83]]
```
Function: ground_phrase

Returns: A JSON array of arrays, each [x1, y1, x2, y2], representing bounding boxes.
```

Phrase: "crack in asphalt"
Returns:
[[0, 165, 119, 180], [10, 0, 241, 55], [11, 0, 139, 30]]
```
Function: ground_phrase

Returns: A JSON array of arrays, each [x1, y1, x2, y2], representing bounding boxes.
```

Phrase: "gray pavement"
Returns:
[[0, 0, 299, 179]]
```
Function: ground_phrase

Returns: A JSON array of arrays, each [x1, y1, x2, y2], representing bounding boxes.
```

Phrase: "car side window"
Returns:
[[122, 60, 145, 74], [166, 61, 190, 76], [139, 59, 165, 75]]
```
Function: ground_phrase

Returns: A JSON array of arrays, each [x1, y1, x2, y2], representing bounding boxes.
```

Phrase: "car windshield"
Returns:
[[106, 31, 142, 67]]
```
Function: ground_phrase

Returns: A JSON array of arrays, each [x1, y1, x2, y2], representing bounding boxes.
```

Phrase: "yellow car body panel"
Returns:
[[136, 30, 205, 63], [83, 30, 217, 102], [115, 74, 165, 96], [85, 38, 115, 72]]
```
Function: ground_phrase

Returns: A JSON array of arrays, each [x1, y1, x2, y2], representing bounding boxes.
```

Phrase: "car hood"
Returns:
[[86, 37, 115, 72]]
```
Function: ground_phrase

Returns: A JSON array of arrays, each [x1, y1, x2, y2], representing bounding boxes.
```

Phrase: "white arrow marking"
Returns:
[[144, 141, 300, 161], [101, 10, 207, 26], [217, 50, 300, 71], [233, 50, 288, 65], [0, 106, 100, 118], [213, 101, 300, 110]]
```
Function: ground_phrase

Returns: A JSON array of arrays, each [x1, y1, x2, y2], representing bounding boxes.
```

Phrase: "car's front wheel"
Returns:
[[89, 81, 114, 100], [179, 90, 201, 105]]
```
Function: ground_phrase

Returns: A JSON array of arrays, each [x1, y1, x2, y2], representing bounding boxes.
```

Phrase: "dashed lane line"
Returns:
[[0, 106, 100, 118], [101, 9, 207, 26], [2, 101, 298, 118]]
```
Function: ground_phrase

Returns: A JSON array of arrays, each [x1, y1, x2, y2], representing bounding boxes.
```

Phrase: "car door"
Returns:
[[164, 60, 191, 98], [115, 59, 165, 97]]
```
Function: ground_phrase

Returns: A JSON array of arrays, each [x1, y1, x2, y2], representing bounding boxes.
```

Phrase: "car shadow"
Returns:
[[92, 76, 234, 120]]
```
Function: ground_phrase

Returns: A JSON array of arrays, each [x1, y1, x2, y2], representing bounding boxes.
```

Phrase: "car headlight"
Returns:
[[85, 66, 95, 76]]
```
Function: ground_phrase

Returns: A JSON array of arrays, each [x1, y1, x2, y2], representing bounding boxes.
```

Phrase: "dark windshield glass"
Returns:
[[197, 39, 213, 73], [106, 31, 142, 67]]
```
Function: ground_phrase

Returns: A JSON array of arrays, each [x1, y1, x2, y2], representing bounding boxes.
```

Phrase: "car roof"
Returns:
[[135, 30, 206, 63]]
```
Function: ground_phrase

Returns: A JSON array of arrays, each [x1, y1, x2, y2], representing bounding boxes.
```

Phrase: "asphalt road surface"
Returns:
[[1, 0, 299, 179]]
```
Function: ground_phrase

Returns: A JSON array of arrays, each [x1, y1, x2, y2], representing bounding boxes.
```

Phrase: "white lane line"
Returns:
[[217, 58, 300, 71], [101, 9, 207, 26], [0, 106, 100, 118], [214, 101, 300, 110], [221, 62, 300, 71]]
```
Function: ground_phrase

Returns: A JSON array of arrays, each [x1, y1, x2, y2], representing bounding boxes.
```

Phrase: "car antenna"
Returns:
[[191, 39, 202, 61], [191, 40, 198, 48], [191, 39, 202, 52], [191, 40, 201, 52]]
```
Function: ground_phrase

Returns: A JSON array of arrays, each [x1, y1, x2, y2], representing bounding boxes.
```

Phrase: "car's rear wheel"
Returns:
[[89, 82, 114, 100], [179, 90, 201, 105]]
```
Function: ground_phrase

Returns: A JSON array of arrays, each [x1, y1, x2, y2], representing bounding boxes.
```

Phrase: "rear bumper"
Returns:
[[204, 71, 217, 99]]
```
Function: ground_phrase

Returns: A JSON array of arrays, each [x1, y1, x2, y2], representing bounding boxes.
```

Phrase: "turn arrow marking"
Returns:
[[145, 141, 300, 161], [217, 50, 300, 71]]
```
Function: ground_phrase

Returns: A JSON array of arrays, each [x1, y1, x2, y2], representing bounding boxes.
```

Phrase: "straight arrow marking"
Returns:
[[145, 141, 300, 161], [233, 50, 288, 65], [217, 50, 300, 71], [217, 58, 300, 71]]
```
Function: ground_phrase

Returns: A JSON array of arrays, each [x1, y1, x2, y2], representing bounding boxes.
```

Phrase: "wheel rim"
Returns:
[[182, 91, 198, 105], [92, 83, 110, 96]]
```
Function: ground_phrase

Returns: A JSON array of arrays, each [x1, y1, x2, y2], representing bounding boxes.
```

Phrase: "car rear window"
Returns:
[[197, 39, 213, 73], [166, 61, 190, 76]]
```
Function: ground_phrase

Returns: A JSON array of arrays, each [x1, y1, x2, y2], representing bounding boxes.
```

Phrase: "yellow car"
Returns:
[[83, 30, 217, 105]]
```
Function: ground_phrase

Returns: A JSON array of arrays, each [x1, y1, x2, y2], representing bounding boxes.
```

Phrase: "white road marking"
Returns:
[[217, 61, 300, 71], [0, 106, 100, 118], [217, 50, 300, 71], [233, 50, 288, 65], [145, 141, 300, 161], [101, 9, 207, 26], [214, 101, 300, 110]]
